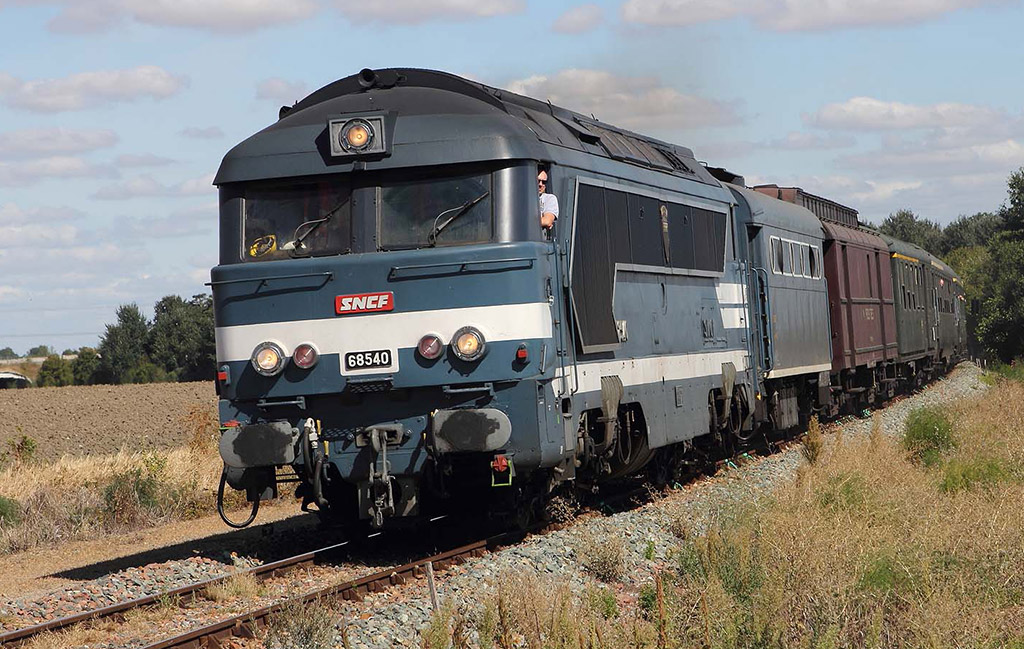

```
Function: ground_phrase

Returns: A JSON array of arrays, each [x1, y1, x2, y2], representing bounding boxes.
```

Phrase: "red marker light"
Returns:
[[491, 454, 509, 473], [417, 333, 443, 360], [217, 370, 228, 381], [515, 343, 528, 362]]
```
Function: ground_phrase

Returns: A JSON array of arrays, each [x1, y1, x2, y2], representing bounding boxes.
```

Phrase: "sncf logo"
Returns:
[[335, 292, 394, 315]]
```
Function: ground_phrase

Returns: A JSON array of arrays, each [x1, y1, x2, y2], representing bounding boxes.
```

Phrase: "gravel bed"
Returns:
[[332, 363, 988, 649], [0, 552, 261, 627]]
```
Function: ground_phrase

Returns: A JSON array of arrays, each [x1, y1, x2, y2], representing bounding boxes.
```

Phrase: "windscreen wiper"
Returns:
[[281, 197, 350, 255], [427, 191, 489, 247]]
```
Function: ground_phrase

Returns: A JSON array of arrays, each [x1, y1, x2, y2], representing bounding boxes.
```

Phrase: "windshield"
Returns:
[[379, 171, 492, 249], [243, 181, 351, 262]]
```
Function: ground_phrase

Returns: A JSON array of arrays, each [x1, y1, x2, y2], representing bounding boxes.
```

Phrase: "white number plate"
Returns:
[[343, 349, 395, 373]]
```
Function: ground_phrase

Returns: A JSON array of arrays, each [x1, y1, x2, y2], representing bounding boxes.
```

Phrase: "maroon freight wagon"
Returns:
[[753, 186, 898, 410]]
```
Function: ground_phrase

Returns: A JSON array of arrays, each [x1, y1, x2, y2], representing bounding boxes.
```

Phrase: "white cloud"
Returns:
[[553, 4, 603, 33], [109, 202, 216, 241], [46, 0, 318, 33], [92, 172, 214, 199], [505, 69, 741, 131], [763, 131, 857, 150], [0, 127, 118, 159], [620, 0, 1005, 31], [806, 97, 1003, 130], [115, 153, 175, 167], [180, 126, 224, 139], [335, 0, 525, 23], [0, 157, 117, 187], [0, 202, 86, 225], [0, 66, 187, 112], [840, 138, 1024, 176], [256, 78, 308, 104]]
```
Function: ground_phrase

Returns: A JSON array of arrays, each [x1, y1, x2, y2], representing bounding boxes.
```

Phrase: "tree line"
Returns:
[[33, 294, 215, 387], [876, 168, 1024, 362]]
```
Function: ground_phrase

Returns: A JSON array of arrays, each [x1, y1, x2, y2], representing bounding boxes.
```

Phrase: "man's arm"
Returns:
[[540, 193, 559, 229]]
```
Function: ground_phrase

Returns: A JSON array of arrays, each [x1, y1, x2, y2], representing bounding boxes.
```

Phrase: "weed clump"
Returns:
[[903, 405, 955, 465], [263, 598, 338, 649], [0, 494, 20, 525], [578, 530, 626, 582], [802, 416, 824, 465], [817, 472, 868, 511]]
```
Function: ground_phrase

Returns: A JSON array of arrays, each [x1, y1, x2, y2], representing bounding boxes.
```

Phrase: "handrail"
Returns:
[[388, 257, 534, 280], [206, 271, 333, 287], [753, 267, 774, 375]]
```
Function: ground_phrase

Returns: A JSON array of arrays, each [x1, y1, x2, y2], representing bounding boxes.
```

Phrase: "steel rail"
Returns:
[[0, 539, 355, 647], [138, 533, 516, 649]]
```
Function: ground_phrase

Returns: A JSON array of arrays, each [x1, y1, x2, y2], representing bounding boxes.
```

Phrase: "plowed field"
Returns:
[[0, 382, 216, 460]]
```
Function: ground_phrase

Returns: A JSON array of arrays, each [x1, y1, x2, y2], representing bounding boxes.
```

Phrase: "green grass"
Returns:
[[903, 405, 956, 466], [940, 457, 1014, 493]]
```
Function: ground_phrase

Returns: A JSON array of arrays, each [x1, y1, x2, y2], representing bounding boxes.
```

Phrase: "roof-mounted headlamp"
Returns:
[[328, 115, 387, 157]]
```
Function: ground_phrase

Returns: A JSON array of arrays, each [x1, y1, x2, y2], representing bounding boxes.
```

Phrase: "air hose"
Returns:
[[217, 469, 260, 529]]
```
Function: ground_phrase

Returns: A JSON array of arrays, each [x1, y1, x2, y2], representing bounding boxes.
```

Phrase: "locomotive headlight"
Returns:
[[251, 341, 286, 376], [292, 343, 319, 369], [451, 326, 485, 362], [341, 119, 373, 151]]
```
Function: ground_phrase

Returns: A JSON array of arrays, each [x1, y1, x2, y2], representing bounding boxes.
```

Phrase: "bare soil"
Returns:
[[0, 382, 216, 460]]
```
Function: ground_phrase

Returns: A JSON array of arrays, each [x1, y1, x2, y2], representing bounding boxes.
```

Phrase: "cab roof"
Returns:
[[215, 68, 721, 187]]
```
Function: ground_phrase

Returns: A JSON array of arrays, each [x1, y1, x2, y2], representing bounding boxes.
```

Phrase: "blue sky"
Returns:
[[1, 0, 1022, 352]]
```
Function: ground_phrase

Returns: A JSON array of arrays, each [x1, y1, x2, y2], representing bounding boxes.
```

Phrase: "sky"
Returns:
[[1, 0, 1023, 353]]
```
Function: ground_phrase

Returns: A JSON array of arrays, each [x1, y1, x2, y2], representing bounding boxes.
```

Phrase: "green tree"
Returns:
[[1000, 167, 1024, 238], [976, 238, 1024, 361], [71, 347, 101, 385], [98, 304, 149, 384], [879, 209, 944, 256], [147, 294, 216, 381], [124, 360, 170, 384], [941, 212, 1004, 254], [0, 347, 17, 360], [25, 345, 51, 358], [35, 354, 73, 387]]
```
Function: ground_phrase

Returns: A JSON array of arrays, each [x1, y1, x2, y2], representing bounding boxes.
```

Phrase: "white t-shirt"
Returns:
[[540, 192, 559, 220]]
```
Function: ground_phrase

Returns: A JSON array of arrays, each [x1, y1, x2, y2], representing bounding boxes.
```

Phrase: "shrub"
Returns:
[[802, 416, 824, 465], [939, 457, 1012, 493], [102, 467, 161, 529], [0, 495, 20, 525], [903, 406, 956, 465], [578, 530, 626, 582], [643, 539, 656, 561], [35, 355, 72, 387]]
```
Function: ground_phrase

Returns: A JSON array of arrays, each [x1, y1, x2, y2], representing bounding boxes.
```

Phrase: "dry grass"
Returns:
[[661, 379, 1024, 648], [263, 598, 338, 649], [0, 406, 237, 555], [577, 529, 626, 582], [203, 570, 266, 602], [423, 573, 658, 649]]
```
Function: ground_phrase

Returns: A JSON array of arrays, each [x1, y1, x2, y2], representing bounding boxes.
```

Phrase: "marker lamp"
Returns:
[[341, 119, 373, 151], [293, 343, 319, 370]]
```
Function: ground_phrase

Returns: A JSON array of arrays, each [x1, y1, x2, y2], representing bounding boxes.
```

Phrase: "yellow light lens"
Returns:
[[456, 332, 481, 356], [346, 124, 369, 148], [255, 347, 281, 371]]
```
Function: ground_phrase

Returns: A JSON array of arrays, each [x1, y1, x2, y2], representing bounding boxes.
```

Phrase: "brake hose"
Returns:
[[217, 469, 260, 529]]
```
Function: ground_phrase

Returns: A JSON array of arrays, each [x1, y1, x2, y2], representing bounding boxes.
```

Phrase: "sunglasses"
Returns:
[[537, 178, 547, 185]]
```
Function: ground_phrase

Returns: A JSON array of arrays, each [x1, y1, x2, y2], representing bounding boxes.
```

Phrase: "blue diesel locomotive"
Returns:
[[211, 68, 962, 529]]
